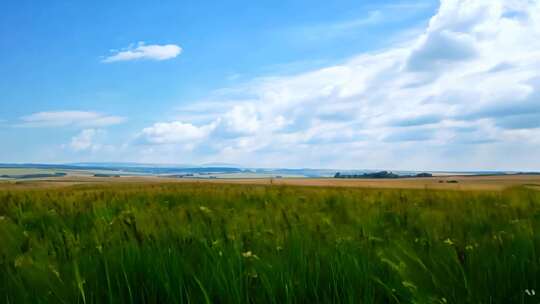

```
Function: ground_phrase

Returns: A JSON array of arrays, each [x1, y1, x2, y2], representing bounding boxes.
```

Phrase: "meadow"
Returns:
[[1, 182, 540, 303]]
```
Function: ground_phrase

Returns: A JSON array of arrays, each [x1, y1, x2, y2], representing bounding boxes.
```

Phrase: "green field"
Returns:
[[0, 168, 62, 176], [1, 183, 540, 303]]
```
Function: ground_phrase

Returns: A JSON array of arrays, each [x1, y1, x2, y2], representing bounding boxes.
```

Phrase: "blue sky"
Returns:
[[1, 0, 539, 170]]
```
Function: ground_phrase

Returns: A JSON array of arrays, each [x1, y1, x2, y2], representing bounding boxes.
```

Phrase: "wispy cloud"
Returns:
[[320, 10, 383, 31], [20, 111, 126, 128], [283, 2, 435, 43], [102, 42, 182, 63], [289, 10, 383, 41], [378, 1, 436, 10]]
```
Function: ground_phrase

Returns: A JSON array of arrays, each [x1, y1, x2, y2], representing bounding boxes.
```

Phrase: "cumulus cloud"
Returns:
[[69, 129, 100, 151], [406, 30, 478, 71], [103, 42, 182, 63], [20, 111, 125, 128], [139, 0, 540, 169], [139, 121, 217, 145], [219, 104, 261, 136]]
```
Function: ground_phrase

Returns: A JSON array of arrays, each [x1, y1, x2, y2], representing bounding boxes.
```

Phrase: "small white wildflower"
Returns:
[[49, 265, 61, 279], [242, 251, 259, 260], [525, 289, 536, 296], [199, 206, 211, 213]]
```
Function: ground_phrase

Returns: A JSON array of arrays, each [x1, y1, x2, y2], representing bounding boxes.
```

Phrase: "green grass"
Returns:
[[0, 183, 540, 303]]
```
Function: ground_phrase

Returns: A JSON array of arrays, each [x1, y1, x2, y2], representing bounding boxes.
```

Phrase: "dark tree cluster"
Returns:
[[334, 171, 432, 179]]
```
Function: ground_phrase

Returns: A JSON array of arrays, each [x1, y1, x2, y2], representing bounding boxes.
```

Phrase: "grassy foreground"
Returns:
[[1, 183, 540, 303]]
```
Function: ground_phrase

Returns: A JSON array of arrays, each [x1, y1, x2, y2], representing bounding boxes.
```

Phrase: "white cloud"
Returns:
[[20, 111, 125, 128], [220, 104, 261, 135], [69, 129, 101, 152], [138, 0, 540, 170], [103, 42, 182, 63], [140, 121, 217, 145], [406, 30, 478, 70]]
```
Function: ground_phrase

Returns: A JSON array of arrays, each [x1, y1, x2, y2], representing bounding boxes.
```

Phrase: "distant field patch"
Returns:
[[0, 168, 60, 175]]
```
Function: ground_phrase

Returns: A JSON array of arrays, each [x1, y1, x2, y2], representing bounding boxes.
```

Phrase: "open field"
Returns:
[[1, 182, 540, 303], [0, 168, 63, 176], [1, 174, 540, 191], [191, 175, 540, 191]]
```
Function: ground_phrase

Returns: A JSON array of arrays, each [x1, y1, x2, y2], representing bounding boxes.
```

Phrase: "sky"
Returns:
[[1, 0, 539, 171]]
